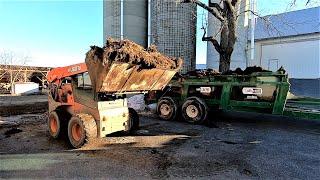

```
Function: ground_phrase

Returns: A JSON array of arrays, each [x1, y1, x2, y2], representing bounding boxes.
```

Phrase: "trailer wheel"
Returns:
[[157, 96, 178, 121], [68, 114, 97, 148], [128, 108, 139, 132], [48, 111, 62, 139], [182, 97, 208, 124]]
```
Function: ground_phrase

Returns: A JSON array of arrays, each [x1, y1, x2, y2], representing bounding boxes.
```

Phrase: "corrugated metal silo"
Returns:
[[151, 0, 197, 73], [123, 0, 148, 47], [103, 0, 148, 47], [103, 0, 121, 43]]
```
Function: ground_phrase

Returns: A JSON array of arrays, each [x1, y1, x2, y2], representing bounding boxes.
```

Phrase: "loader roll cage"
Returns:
[[70, 72, 126, 104]]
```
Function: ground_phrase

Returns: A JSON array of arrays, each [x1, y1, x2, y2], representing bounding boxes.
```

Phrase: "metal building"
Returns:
[[251, 7, 320, 98], [151, 0, 197, 73], [103, 0, 148, 47]]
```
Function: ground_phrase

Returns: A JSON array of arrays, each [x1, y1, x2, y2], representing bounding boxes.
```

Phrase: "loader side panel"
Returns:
[[97, 99, 130, 137]]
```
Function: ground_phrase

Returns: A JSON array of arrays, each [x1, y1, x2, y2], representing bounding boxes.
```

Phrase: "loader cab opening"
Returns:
[[72, 72, 125, 103], [76, 72, 92, 89], [61, 78, 72, 85], [72, 72, 95, 106]]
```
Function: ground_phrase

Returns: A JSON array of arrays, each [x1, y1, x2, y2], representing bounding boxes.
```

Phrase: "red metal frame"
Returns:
[[47, 63, 87, 83]]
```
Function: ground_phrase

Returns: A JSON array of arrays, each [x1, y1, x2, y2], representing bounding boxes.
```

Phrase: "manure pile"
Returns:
[[85, 38, 182, 92], [86, 38, 182, 70]]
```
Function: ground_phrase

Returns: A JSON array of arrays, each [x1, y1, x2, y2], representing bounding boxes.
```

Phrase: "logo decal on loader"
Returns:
[[68, 66, 81, 73]]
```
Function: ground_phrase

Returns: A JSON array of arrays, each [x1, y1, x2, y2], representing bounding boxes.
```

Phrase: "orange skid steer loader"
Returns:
[[47, 62, 178, 148]]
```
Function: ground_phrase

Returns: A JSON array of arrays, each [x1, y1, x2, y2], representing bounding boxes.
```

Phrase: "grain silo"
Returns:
[[103, 0, 148, 47], [206, 0, 250, 70], [151, 0, 197, 73], [103, 0, 197, 73]]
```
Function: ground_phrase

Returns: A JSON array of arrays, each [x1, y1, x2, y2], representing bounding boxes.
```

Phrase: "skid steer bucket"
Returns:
[[85, 38, 182, 94], [87, 62, 177, 93]]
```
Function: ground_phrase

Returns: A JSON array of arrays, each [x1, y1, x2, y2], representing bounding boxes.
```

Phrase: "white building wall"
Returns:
[[12, 83, 39, 95], [250, 33, 320, 79]]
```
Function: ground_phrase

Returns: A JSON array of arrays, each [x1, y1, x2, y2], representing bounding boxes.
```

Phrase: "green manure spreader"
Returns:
[[150, 69, 320, 123]]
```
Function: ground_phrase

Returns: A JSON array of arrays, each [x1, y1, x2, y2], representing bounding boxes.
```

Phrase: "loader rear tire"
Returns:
[[68, 114, 97, 148], [48, 111, 62, 139]]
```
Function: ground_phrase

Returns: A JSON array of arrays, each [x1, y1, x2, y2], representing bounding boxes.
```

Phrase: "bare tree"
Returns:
[[182, 0, 316, 72], [182, 0, 241, 72], [0, 51, 30, 94]]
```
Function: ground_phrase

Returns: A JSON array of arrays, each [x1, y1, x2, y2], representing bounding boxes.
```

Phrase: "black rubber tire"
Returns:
[[157, 96, 179, 121], [181, 97, 208, 124], [128, 108, 139, 132], [48, 111, 61, 139], [67, 114, 97, 149]]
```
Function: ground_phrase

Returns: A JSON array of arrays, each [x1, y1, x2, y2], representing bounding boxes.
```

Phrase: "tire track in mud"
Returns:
[[150, 130, 199, 179], [0, 102, 48, 116]]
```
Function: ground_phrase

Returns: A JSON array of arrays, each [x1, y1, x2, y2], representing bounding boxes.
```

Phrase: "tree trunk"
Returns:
[[219, 53, 231, 72], [184, 0, 240, 73]]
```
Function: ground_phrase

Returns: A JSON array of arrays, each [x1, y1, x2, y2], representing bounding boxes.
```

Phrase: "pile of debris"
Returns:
[[86, 38, 182, 70], [184, 69, 220, 77], [223, 66, 272, 75], [85, 38, 182, 92], [183, 66, 272, 78]]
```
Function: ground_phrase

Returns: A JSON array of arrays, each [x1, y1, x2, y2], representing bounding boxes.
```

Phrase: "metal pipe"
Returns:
[[120, 0, 124, 40], [147, 0, 151, 47], [250, 0, 256, 64]]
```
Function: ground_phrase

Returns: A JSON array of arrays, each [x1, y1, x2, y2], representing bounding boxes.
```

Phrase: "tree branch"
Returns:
[[208, 2, 223, 13], [222, 0, 239, 52], [182, 0, 225, 22], [225, 0, 235, 12], [201, 27, 222, 53], [231, 0, 238, 6]]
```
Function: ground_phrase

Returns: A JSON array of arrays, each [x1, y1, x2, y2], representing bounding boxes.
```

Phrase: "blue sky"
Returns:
[[0, 0, 318, 67], [0, 0, 102, 67]]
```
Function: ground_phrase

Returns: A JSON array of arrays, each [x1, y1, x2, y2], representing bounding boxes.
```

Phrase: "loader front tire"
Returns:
[[68, 114, 97, 148]]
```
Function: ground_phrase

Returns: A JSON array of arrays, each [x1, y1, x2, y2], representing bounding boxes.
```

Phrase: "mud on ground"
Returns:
[[0, 111, 320, 179], [0, 95, 47, 116]]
